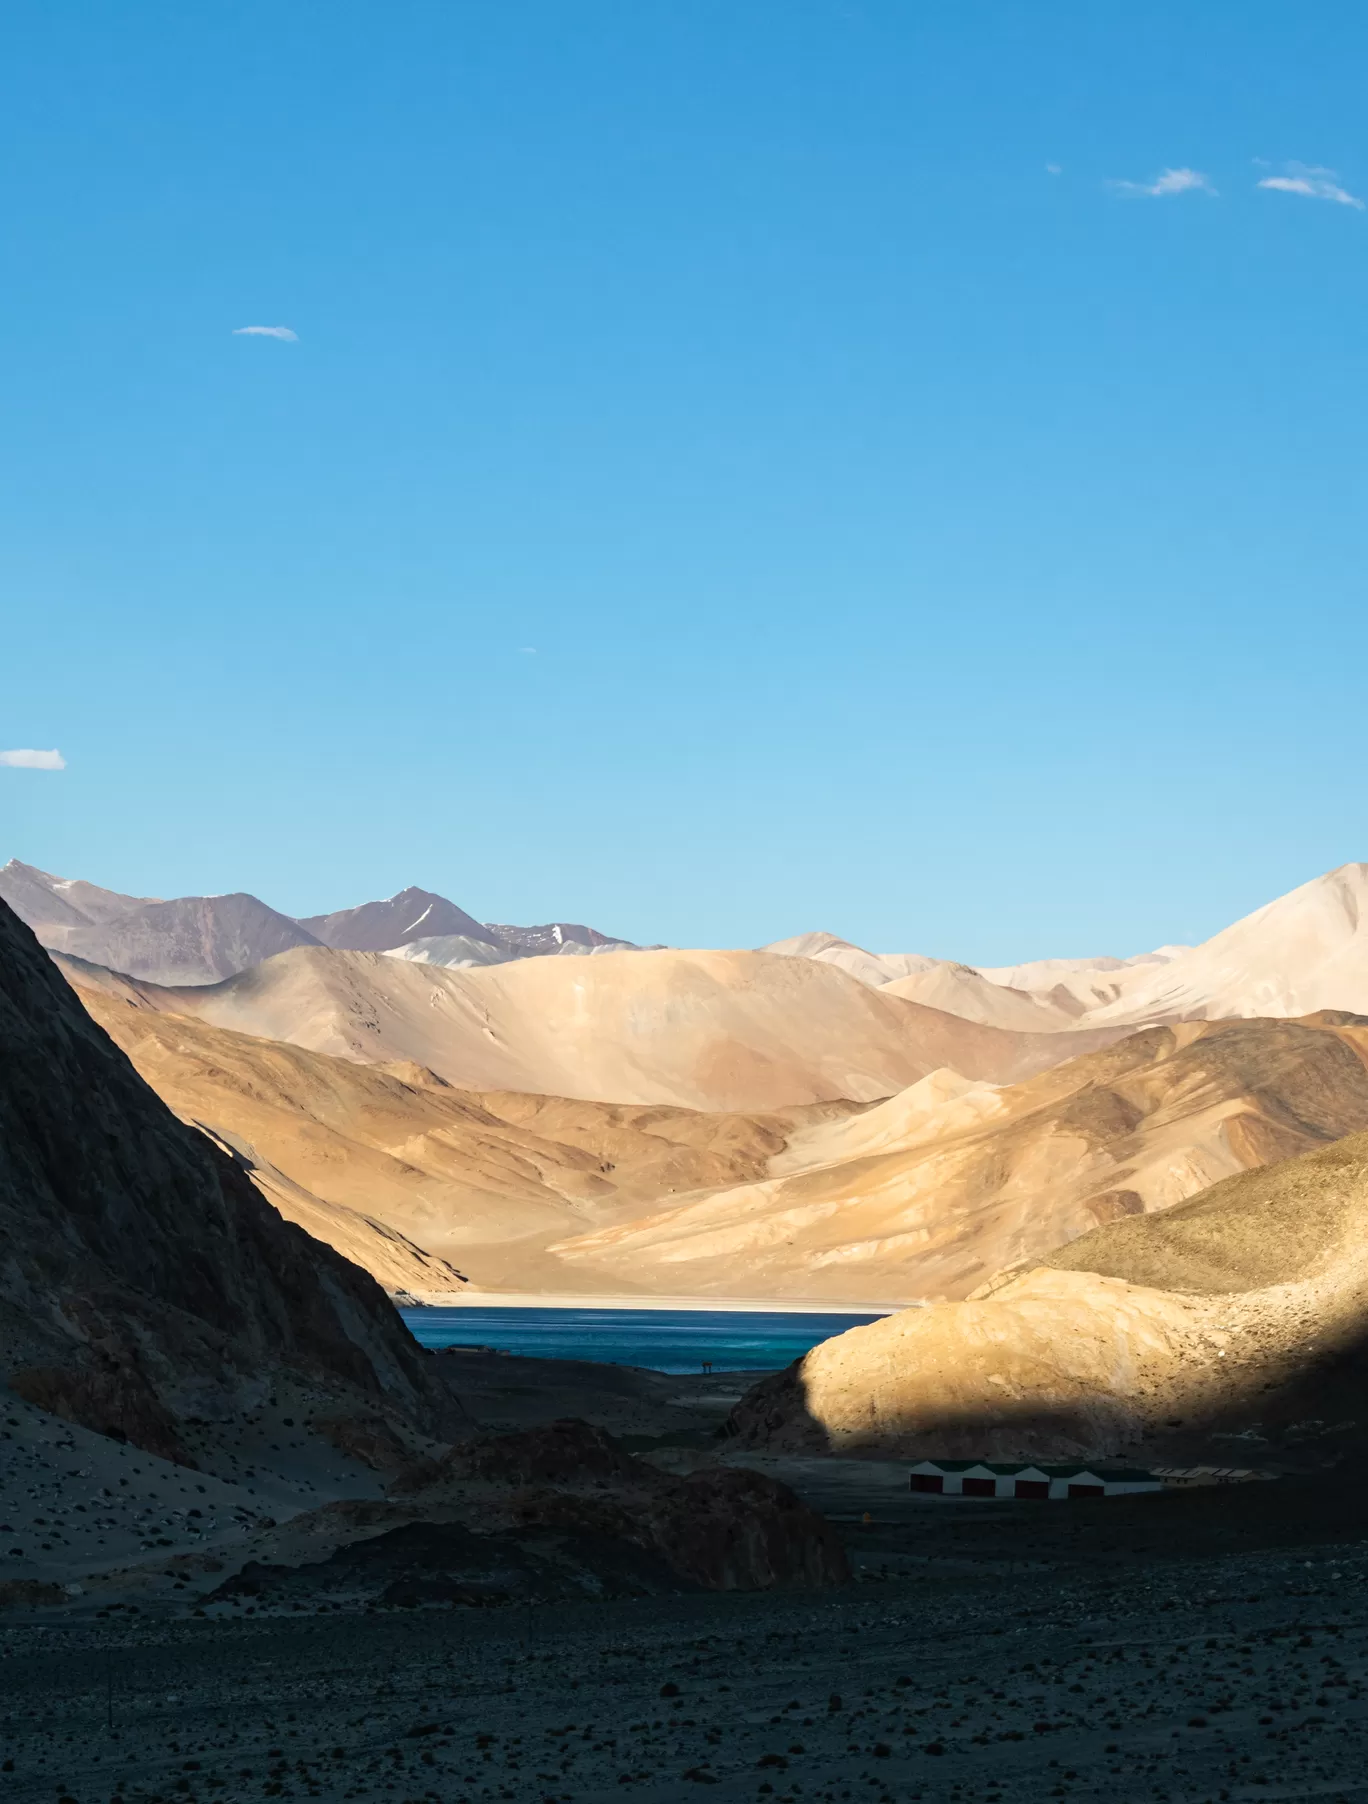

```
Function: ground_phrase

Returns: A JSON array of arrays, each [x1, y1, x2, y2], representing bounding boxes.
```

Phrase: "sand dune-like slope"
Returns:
[[71, 983, 850, 1292], [774, 864, 1368, 1032], [772, 864, 1368, 1034], [63, 945, 1121, 1109], [192, 1124, 475, 1300], [1082, 863, 1368, 1025], [974, 948, 1184, 988], [548, 1015, 1368, 1303], [762, 932, 944, 989], [764, 932, 1185, 1011], [879, 962, 1081, 1031], [731, 1127, 1368, 1461]]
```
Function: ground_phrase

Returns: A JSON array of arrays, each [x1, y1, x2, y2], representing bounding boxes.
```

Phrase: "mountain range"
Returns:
[[60, 942, 1129, 1109], [15, 854, 1368, 1033], [0, 861, 637, 986], [16, 854, 1368, 1312]]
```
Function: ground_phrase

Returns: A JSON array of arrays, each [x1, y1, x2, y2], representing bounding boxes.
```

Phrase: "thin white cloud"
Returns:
[[0, 748, 65, 770], [1111, 166, 1216, 199], [1257, 163, 1364, 209], [1045, 163, 1062, 176], [232, 325, 299, 341]]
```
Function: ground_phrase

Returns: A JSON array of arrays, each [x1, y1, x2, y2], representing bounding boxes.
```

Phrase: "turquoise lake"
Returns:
[[398, 1305, 886, 1374]]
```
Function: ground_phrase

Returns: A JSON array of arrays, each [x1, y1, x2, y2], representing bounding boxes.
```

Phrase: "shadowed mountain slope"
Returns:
[[0, 897, 451, 1461]]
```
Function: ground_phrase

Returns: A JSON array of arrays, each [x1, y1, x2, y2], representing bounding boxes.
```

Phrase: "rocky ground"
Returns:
[[0, 1355, 763, 1615], [6, 1482, 1368, 1804], [9, 1340, 1368, 1804]]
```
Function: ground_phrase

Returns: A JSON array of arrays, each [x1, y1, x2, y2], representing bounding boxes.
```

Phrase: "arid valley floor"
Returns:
[[7, 1472, 1368, 1804]]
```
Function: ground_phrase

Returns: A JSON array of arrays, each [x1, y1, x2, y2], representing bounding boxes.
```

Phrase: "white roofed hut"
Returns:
[[909, 1460, 1163, 1500]]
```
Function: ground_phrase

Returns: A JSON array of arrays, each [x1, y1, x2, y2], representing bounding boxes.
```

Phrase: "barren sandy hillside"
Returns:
[[761, 932, 944, 987], [775, 863, 1368, 1030], [546, 1014, 1368, 1302], [878, 962, 1081, 1031], [1082, 863, 1368, 1024], [73, 983, 854, 1293], [70, 969, 1368, 1308], [731, 1126, 1368, 1462], [62, 944, 1122, 1109]]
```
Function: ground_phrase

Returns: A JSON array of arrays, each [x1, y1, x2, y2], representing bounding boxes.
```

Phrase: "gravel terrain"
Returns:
[[6, 1484, 1368, 1804]]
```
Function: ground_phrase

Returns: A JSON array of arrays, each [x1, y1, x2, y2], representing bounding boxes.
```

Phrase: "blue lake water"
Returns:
[[399, 1306, 887, 1375]]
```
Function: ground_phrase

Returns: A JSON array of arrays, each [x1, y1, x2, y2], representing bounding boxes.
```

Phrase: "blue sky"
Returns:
[[3, 2, 1367, 961]]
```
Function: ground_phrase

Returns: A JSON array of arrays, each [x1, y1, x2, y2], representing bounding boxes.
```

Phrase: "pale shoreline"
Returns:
[[395, 1289, 909, 1315]]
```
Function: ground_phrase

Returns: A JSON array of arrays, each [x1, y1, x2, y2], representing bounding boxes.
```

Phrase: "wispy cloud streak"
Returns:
[[0, 748, 65, 769], [1111, 167, 1216, 198], [1257, 164, 1364, 209], [232, 325, 299, 341]]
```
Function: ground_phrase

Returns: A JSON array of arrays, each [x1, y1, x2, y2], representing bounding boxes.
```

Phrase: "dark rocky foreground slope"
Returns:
[[0, 895, 453, 1460], [0, 894, 846, 1606]]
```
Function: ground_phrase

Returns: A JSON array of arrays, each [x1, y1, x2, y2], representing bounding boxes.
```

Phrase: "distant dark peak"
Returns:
[[3, 861, 641, 975], [0, 864, 315, 984], [298, 887, 498, 953]]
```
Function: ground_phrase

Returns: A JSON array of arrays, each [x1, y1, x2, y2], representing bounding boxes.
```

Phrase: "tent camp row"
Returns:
[[909, 1460, 1162, 1499]]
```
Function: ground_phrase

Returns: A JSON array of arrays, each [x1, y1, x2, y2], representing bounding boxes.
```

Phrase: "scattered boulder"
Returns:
[[10, 1356, 188, 1465], [0, 1580, 67, 1611], [509, 1464, 851, 1591], [391, 1416, 849, 1592], [314, 1413, 418, 1471], [213, 1518, 688, 1609]]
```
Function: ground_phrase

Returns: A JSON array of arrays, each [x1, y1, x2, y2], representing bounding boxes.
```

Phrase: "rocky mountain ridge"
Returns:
[[0, 862, 636, 986]]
